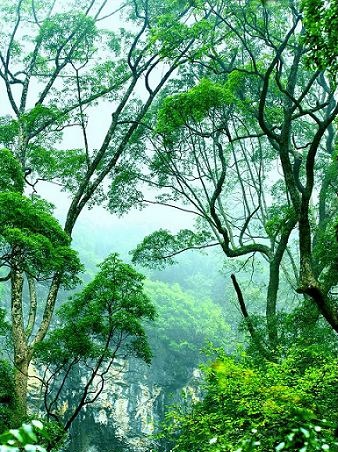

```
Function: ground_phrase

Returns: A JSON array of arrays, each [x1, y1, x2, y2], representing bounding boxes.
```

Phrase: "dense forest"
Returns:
[[0, 0, 337, 450]]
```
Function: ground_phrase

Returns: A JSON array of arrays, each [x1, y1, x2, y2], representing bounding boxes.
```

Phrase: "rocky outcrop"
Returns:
[[27, 337, 202, 452], [65, 358, 202, 452]]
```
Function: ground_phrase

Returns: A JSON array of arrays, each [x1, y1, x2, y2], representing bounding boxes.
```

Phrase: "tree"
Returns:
[[130, 0, 338, 354], [0, 0, 211, 423], [302, 0, 338, 241], [35, 254, 155, 448]]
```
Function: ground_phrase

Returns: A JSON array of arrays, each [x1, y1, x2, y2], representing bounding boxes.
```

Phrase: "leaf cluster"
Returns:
[[156, 79, 233, 140], [0, 149, 24, 194], [0, 420, 47, 452], [0, 120, 19, 149], [159, 348, 338, 451], [108, 166, 144, 216], [0, 361, 16, 434], [265, 205, 295, 238], [20, 106, 67, 137], [28, 146, 87, 193], [303, 0, 338, 77], [0, 192, 82, 286], [36, 254, 156, 365], [132, 228, 212, 269], [36, 12, 97, 64]]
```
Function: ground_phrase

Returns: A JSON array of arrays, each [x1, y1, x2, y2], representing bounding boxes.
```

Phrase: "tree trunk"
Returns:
[[266, 260, 279, 348], [11, 268, 29, 424], [266, 217, 297, 348], [13, 357, 29, 425]]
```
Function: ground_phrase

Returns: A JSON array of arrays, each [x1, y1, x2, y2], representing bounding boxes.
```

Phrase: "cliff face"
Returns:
[[65, 357, 201, 452], [27, 325, 204, 452]]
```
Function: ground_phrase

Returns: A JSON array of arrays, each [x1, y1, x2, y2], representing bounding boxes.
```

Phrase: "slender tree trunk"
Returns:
[[13, 357, 29, 424], [11, 268, 29, 424], [231, 274, 273, 361], [266, 260, 279, 348], [266, 217, 297, 347]]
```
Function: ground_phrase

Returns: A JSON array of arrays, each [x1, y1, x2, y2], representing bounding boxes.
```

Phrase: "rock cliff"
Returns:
[[64, 357, 201, 452]]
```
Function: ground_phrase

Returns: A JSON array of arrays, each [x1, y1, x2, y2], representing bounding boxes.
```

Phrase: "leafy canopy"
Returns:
[[132, 229, 213, 269], [0, 189, 81, 287], [37, 253, 156, 366], [0, 149, 24, 193], [303, 0, 338, 77]]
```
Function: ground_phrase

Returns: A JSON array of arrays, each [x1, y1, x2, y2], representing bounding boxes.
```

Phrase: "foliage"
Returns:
[[0, 420, 47, 452], [0, 0, 337, 447], [0, 361, 16, 434], [148, 0, 213, 59], [159, 348, 338, 451], [35, 254, 156, 427], [303, 0, 338, 77], [0, 119, 19, 148], [108, 165, 144, 216], [36, 12, 97, 63], [0, 0, 204, 425], [145, 280, 231, 386], [274, 419, 338, 452], [0, 149, 23, 193], [38, 253, 156, 364], [156, 79, 231, 139], [130, 0, 338, 355], [132, 229, 212, 269], [27, 146, 87, 194], [0, 192, 82, 287], [236, 419, 337, 452]]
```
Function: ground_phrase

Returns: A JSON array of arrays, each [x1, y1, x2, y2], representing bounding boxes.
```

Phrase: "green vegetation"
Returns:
[[0, 0, 206, 432], [158, 347, 338, 451], [0, 0, 337, 450], [0, 420, 47, 452], [0, 361, 16, 434], [132, 0, 338, 356], [145, 280, 231, 386], [303, 0, 338, 77], [35, 254, 155, 441]]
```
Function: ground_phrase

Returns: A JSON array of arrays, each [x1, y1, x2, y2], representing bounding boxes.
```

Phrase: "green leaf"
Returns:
[[0, 149, 24, 193], [21, 424, 37, 443]]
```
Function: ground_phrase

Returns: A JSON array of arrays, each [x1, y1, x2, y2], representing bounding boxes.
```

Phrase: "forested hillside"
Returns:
[[0, 0, 337, 451]]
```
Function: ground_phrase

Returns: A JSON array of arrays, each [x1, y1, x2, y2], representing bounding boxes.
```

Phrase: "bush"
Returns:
[[0, 420, 47, 452], [158, 348, 338, 451]]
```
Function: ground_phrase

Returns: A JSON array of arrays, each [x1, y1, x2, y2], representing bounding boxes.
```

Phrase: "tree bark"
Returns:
[[13, 357, 29, 425], [11, 268, 29, 424], [266, 217, 297, 346]]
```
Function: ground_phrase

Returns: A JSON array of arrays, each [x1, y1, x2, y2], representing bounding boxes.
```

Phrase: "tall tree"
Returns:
[[37, 254, 155, 449], [131, 0, 338, 354], [0, 0, 209, 422]]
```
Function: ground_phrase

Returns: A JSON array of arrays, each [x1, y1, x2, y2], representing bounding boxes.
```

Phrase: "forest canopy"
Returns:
[[0, 0, 337, 450]]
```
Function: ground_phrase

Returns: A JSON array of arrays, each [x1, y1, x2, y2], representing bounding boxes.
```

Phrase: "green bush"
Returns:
[[0, 420, 47, 452], [158, 348, 338, 451]]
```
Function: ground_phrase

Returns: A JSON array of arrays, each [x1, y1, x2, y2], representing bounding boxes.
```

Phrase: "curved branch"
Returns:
[[230, 274, 273, 360]]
